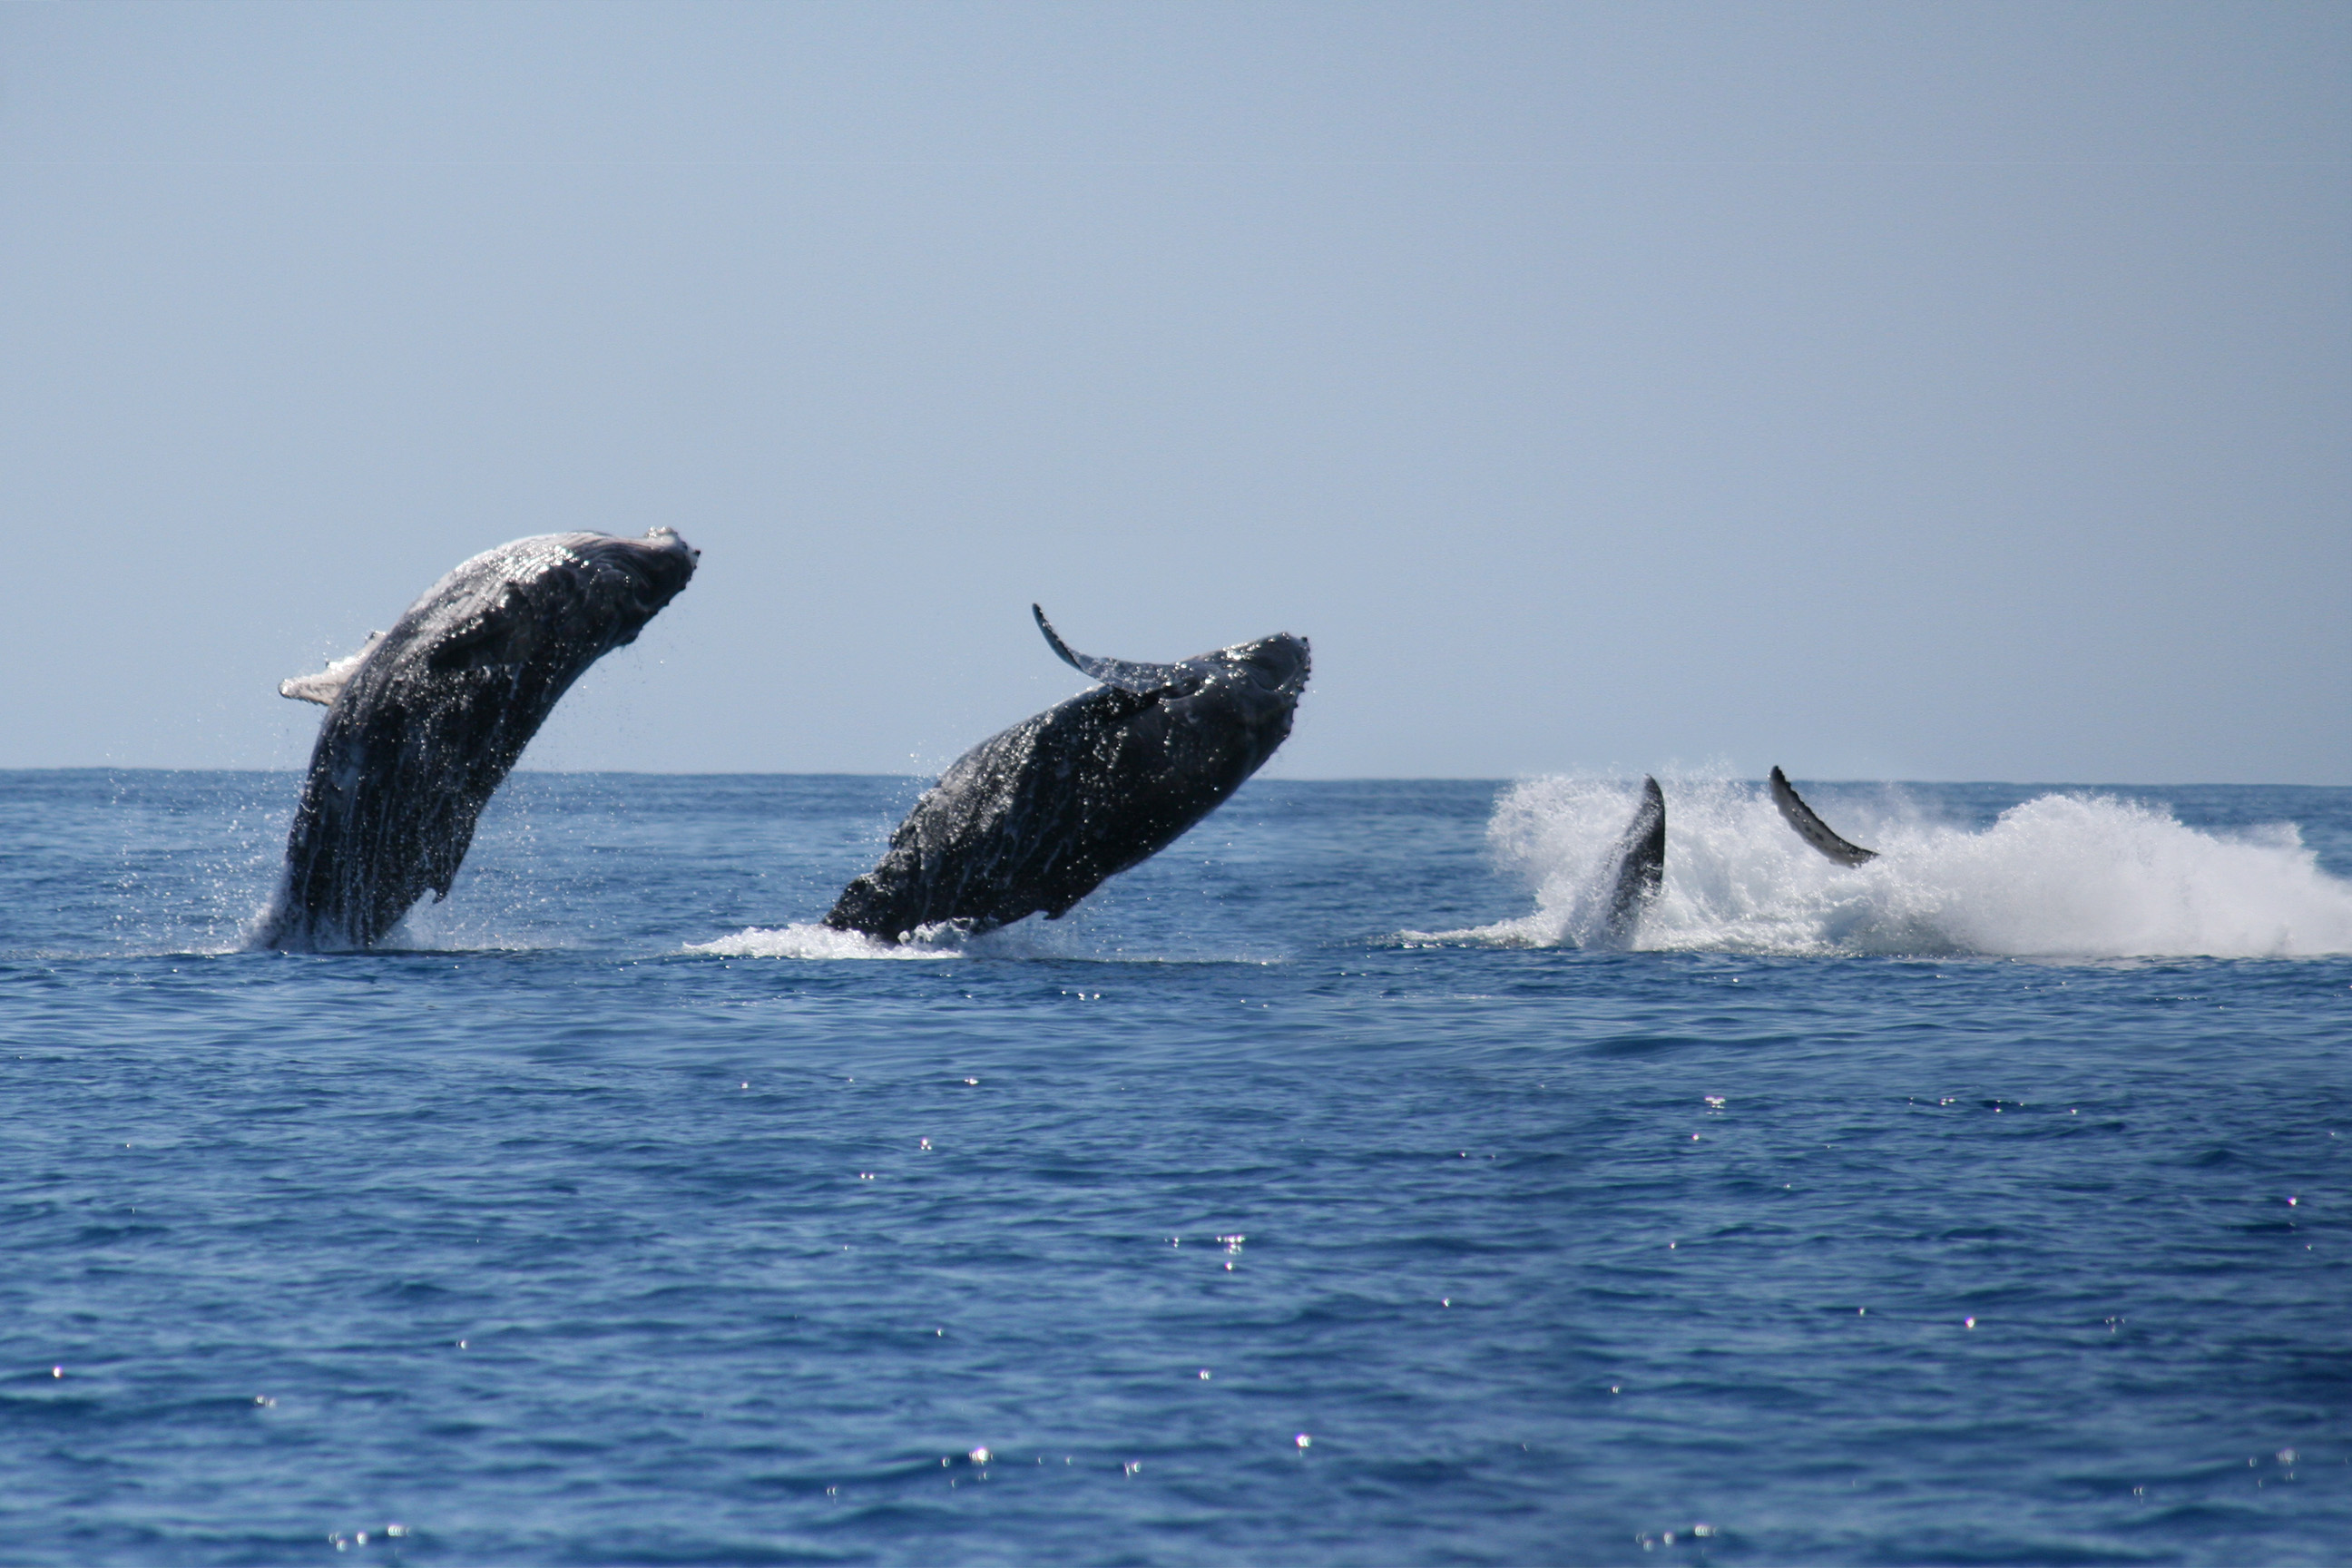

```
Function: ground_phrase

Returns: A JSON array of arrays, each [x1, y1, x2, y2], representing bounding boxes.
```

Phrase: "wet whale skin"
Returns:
[[259, 529, 696, 950], [827, 631, 1308, 940]]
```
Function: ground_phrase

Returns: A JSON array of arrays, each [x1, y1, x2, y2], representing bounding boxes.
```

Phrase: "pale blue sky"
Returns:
[[4, 2, 2345, 781]]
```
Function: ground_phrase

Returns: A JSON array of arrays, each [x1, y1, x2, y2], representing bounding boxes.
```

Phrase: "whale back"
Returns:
[[259, 530, 697, 950]]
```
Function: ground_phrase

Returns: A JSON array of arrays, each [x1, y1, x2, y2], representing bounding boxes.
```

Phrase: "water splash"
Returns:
[[1434, 775, 2352, 958], [685, 914, 1275, 965], [687, 923, 965, 960]]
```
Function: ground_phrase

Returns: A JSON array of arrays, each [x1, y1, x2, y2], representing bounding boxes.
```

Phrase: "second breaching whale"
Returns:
[[823, 607, 1310, 942], [255, 528, 699, 951]]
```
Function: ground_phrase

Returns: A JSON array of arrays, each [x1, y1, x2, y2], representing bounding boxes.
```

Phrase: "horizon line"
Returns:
[[4, 765, 2346, 791]]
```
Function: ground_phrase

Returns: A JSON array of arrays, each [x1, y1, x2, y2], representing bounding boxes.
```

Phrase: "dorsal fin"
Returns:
[[1032, 604, 1204, 694], [1769, 766, 1878, 867], [279, 632, 387, 706]]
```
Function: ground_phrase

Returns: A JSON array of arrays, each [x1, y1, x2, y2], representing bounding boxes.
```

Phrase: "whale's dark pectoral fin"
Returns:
[[1032, 604, 1091, 676], [1032, 604, 1204, 694], [1769, 766, 1878, 867], [1599, 775, 1666, 946]]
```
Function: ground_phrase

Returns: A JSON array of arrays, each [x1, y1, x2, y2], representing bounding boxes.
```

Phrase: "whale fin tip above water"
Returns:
[[278, 632, 387, 706], [1769, 766, 1879, 867], [1031, 603, 1085, 673], [1599, 775, 1667, 946], [1031, 603, 1202, 694]]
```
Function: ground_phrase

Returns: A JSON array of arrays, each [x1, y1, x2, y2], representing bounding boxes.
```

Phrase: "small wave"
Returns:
[[1427, 776, 2352, 959]]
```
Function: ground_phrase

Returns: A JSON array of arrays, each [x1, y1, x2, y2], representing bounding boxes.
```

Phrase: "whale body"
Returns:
[[1768, 766, 1878, 867], [1597, 775, 1666, 946], [824, 607, 1309, 941], [256, 528, 698, 950]]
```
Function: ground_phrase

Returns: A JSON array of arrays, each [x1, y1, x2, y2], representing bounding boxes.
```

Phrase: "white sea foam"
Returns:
[[1432, 776, 2352, 959], [687, 922, 966, 960], [685, 916, 1162, 961]]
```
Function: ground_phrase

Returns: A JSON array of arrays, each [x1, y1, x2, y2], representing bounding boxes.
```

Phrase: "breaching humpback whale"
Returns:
[[823, 606, 1310, 941], [1596, 776, 1666, 946], [1768, 766, 1878, 867], [255, 529, 698, 950]]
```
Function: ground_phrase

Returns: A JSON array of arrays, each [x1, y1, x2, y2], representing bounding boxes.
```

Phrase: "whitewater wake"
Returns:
[[1426, 776, 2352, 959], [687, 923, 965, 960], [681, 917, 1240, 963]]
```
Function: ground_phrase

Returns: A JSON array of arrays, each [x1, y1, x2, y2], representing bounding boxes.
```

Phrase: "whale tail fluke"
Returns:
[[1768, 766, 1878, 867], [1598, 775, 1666, 946]]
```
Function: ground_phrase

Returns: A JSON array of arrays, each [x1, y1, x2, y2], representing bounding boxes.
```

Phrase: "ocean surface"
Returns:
[[4, 769, 2349, 1565]]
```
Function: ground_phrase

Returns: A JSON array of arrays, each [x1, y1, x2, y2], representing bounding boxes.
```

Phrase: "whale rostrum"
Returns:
[[256, 528, 698, 951], [825, 608, 1310, 941], [1768, 766, 1879, 867]]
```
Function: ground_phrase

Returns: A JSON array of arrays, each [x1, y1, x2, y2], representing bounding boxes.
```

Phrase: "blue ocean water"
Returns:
[[4, 770, 2349, 1565]]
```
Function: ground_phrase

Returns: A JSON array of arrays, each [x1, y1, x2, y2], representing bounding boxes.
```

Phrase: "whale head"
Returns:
[[1179, 630, 1309, 764], [277, 528, 701, 710], [579, 527, 700, 621], [1208, 631, 1310, 702]]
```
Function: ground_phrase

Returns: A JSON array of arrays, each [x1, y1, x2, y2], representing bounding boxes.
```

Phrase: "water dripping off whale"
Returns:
[[253, 529, 698, 951], [823, 606, 1309, 941]]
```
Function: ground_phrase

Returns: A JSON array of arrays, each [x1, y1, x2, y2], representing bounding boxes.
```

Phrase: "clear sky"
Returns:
[[3, 1, 2345, 782]]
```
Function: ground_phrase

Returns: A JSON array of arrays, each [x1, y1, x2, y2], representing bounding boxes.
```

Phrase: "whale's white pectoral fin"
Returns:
[[279, 632, 387, 706], [1031, 604, 1205, 694], [278, 671, 344, 705]]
